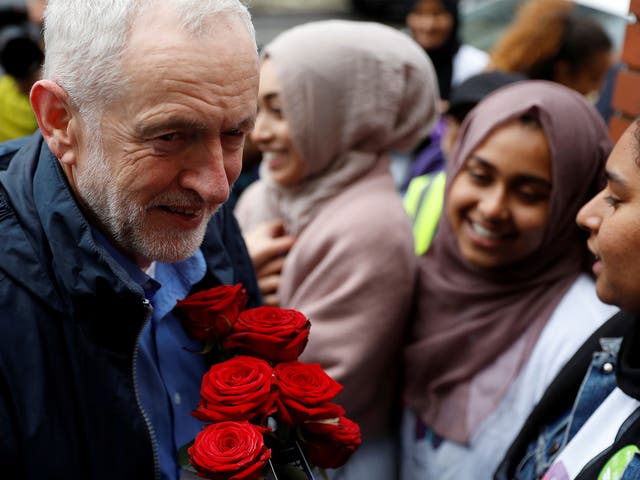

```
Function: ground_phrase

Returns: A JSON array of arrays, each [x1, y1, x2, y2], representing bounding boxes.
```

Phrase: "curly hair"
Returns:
[[489, 0, 611, 80]]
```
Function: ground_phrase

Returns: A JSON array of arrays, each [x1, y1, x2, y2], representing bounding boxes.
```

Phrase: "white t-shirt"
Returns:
[[401, 274, 619, 480], [452, 44, 490, 87]]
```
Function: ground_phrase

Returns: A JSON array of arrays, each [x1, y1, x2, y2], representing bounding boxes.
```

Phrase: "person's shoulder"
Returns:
[[234, 179, 266, 208], [537, 274, 618, 357], [306, 184, 415, 265], [325, 180, 411, 233], [0, 136, 32, 171], [554, 273, 619, 321], [233, 180, 270, 232]]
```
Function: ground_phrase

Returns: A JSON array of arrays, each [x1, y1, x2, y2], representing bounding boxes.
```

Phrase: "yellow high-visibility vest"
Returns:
[[0, 75, 38, 142], [403, 171, 446, 256]]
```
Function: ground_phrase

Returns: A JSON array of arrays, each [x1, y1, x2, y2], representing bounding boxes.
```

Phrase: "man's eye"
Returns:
[[158, 133, 178, 142], [223, 129, 243, 137]]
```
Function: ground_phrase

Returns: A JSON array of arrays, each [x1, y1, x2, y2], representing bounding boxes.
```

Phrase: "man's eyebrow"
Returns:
[[135, 117, 208, 138], [236, 115, 255, 132]]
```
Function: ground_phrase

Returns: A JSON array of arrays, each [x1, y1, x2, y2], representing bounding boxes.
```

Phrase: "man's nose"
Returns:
[[179, 140, 232, 205]]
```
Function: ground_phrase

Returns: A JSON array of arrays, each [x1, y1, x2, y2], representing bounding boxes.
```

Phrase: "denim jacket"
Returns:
[[512, 338, 620, 479], [495, 311, 634, 480]]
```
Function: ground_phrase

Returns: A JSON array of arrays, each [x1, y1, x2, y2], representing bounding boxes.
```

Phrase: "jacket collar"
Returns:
[[0, 133, 236, 313], [0, 134, 145, 314]]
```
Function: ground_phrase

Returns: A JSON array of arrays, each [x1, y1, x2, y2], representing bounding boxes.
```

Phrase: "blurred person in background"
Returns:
[[235, 19, 439, 479], [489, 0, 612, 98], [0, 0, 45, 142], [406, 0, 488, 104], [394, 0, 489, 192]]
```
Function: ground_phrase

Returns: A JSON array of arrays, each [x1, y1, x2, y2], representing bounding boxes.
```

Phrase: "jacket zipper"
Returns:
[[133, 298, 161, 480]]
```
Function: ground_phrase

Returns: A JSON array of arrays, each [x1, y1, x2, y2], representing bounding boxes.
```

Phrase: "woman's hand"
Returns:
[[243, 220, 296, 306]]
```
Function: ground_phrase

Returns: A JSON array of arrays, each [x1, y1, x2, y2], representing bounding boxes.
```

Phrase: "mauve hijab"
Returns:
[[403, 80, 612, 444], [253, 19, 439, 235]]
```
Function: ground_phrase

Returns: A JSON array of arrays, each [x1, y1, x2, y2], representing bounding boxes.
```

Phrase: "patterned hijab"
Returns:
[[256, 20, 439, 234], [404, 80, 612, 443]]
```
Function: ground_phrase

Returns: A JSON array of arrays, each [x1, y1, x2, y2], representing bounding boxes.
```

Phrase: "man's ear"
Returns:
[[30, 79, 78, 166]]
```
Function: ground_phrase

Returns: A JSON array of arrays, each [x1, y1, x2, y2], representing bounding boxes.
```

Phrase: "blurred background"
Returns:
[[244, 0, 631, 51], [0, 0, 631, 81], [0, 0, 634, 145]]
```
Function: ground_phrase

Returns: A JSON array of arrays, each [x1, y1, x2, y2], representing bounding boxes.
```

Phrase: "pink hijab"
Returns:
[[403, 80, 612, 444], [245, 20, 439, 234]]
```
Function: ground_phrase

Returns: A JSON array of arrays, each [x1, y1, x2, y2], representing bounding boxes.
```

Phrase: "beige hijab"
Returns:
[[250, 19, 439, 234], [404, 81, 612, 444]]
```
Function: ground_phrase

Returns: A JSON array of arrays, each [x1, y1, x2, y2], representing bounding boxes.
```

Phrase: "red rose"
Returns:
[[223, 306, 310, 363], [302, 417, 362, 469], [175, 284, 248, 341], [188, 421, 271, 480], [274, 362, 345, 424], [193, 356, 277, 423]]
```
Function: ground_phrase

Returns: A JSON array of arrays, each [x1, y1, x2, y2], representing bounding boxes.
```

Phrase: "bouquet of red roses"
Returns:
[[175, 284, 361, 480]]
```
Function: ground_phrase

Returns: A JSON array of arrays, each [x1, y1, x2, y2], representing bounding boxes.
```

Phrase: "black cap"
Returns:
[[447, 71, 527, 122]]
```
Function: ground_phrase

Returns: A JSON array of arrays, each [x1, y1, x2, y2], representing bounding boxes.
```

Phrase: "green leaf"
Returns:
[[177, 440, 197, 473], [270, 463, 314, 480]]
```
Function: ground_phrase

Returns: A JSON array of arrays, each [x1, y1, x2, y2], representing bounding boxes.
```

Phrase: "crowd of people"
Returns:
[[0, 0, 639, 479]]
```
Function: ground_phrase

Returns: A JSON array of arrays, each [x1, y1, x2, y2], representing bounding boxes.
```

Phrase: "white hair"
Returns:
[[42, 0, 255, 123]]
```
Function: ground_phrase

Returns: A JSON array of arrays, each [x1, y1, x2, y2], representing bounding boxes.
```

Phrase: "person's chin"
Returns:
[[139, 230, 205, 264]]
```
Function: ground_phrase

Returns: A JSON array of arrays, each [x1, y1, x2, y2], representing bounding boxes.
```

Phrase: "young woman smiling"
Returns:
[[401, 80, 618, 479], [235, 20, 439, 479]]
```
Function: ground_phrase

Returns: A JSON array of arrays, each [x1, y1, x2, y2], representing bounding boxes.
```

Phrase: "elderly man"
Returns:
[[0, 0, 261, 478]]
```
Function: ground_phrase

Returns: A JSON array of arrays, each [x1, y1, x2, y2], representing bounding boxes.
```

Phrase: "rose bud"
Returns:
[[175, 284, 248, 342], [274, 361, 345, 424], [302, 416, 362, 469], [223, 306, 310, 363]]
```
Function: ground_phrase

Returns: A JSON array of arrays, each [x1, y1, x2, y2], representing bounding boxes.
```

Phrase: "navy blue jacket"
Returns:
[[0, 133, 261, 479]]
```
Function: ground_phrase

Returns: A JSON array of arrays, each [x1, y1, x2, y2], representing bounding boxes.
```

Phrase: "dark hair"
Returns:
[[527, 14, 612, 80], [490, 0, 611, 81]]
